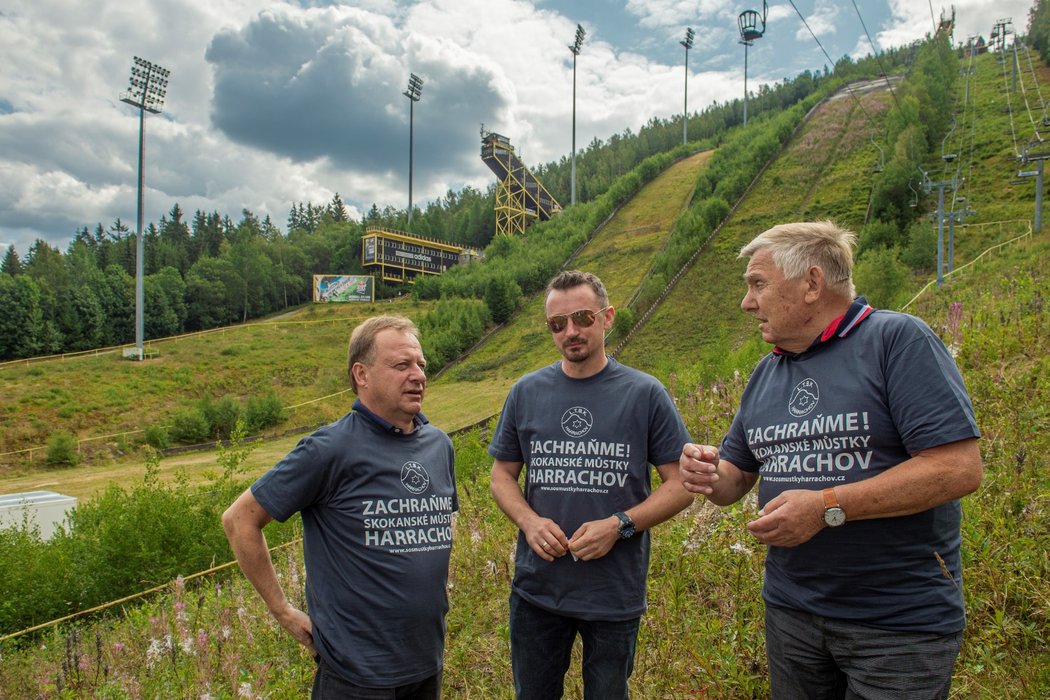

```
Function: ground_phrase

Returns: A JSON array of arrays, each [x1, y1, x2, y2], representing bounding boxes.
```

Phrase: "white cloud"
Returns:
[[0, 0, 1035, 255]]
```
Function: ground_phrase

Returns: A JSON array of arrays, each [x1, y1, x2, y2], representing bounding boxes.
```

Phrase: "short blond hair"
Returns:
[[740, 221, 857, 299], [347, 315, 420, 392]]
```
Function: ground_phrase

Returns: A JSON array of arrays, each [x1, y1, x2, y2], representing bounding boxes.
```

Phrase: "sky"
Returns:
[[0, 1, 1033, 257]]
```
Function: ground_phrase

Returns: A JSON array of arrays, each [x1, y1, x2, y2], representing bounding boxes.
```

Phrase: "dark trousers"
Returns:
[[765, 603, 964, 700], [312, 655, 441, 700], [509, 592, 641, 700]]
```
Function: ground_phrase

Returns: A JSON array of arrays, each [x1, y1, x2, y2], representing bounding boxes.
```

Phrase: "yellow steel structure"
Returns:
[[481, 130, 561, 236], [361, 226, 481, 283]]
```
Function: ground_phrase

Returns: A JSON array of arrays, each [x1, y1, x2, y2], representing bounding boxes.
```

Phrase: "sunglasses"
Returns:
[[546, 307, 610, 333]]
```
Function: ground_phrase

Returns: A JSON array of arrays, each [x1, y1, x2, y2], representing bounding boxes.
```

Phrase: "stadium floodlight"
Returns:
[[681, 28, 695, 145], [404, 73, 424, 228], [569, 23, 585, 207], [120, 56, 170, 360]]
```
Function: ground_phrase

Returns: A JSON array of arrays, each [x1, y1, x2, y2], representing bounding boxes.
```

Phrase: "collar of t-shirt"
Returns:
[[351, 398, 429, 435], [772, 296, 875, 358]]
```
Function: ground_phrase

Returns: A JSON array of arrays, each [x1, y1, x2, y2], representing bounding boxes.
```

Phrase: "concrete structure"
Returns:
[[0, 490, 77, 540]]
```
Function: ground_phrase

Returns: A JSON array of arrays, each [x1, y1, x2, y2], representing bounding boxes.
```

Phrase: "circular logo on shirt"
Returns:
[[788, 378, 819, 417], [561, 407, 593, 437], [400, 461, 431, 494]]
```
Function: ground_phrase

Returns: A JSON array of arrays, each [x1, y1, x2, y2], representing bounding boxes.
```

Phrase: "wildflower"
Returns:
[[221, 626, 232, 641], [113, 642, 125, 653], [78, 654, 90, 671], [730, 543, 751, 555], [146, 638, 164, 668], [238, 682, 254, 698], [180, 637, 194, 655]]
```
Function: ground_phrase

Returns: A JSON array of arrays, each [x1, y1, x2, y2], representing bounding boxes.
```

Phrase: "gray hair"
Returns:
[[739, 221, 857, 299]]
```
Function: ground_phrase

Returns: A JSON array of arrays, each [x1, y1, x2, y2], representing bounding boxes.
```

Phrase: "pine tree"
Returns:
[[1, 245, 22, 276], [330, 193, 348, 222]]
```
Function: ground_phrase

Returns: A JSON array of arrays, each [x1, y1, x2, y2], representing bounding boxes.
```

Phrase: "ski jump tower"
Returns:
[[481, 129, 561, 236]]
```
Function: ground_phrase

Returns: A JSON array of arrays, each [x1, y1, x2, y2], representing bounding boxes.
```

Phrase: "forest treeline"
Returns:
[[0, 44, 916, 362]]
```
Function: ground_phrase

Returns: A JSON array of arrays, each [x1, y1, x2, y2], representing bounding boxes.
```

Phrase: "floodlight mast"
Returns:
[[569, 24, 585, 207], [737, 1, 767, 127], [404, 73, 424, 229], [120, 56, 169, 360], [681, 28, 695, 145]]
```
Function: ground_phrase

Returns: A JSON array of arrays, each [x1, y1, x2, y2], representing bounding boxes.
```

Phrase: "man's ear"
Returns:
[[351, 362, 368, 390], [804, 266, 825, 303]]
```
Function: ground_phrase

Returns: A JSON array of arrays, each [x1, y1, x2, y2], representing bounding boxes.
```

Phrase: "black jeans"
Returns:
[[312, 655, 441, 700], [509, 592, 640, 700]]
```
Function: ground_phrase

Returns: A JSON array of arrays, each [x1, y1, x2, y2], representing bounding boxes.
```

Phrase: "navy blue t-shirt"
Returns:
[[720, 305, 979, 633], [489, 358, 690, 621], [252, 401, 457, 687]]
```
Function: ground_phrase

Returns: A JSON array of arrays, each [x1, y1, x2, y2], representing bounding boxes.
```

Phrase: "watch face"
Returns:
[[616, 512, 635, 539], [824, 507, 846, 527]]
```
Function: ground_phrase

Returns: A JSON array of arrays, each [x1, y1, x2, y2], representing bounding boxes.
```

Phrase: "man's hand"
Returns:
[[272, 602, 315, 653], [567, 516, 620, 561], [679, 444, 721, 495], [746, 489, 825, 547], [523, 516, 570, 562]]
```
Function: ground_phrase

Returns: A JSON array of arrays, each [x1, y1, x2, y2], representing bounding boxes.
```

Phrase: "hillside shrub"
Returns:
[[45, 431, 78, 468], [611, 306, 635, 343], [858, 219, 904, 253], [902, 222, 938, 272], [244, 390, 286, 433], [144, 424, 170, 449], [169, 406, 210, 445], [854, 245, 910, 309], [202, 395, 242, 440], [0, 523, 77, 633], [483, 275, 522, 325], [699, 197, 731, 231]]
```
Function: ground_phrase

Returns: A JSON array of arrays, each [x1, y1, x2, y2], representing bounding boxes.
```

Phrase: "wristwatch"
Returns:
[[614, 511, 636, 539], [822, 488, 846, 528]]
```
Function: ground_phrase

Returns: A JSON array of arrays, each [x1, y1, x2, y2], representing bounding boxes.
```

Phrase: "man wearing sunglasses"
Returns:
[[489, 269, 693, 699]]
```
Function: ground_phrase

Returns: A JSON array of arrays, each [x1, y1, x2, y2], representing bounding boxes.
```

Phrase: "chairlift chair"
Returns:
[[738, 1, 767, 42]]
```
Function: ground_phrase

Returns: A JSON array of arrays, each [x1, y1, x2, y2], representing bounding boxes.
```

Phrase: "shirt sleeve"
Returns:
[[883, 317, 980, 454], [487, 383, 525, 462], [252, 429, 334, 522], [647, 383, 693, 466]]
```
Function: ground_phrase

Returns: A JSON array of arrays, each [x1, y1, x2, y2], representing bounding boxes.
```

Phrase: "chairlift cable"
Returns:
[[850, 0, 902, 113], [1019, 43, 1048, 122], [1000, 42, 1022, 160], [787, 0, 871, 121], [957, 50, 980, 211], [1012, 44, 1043, 144]]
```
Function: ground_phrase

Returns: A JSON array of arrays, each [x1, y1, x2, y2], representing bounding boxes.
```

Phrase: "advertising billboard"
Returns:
[[313, 274, 374, 303]]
